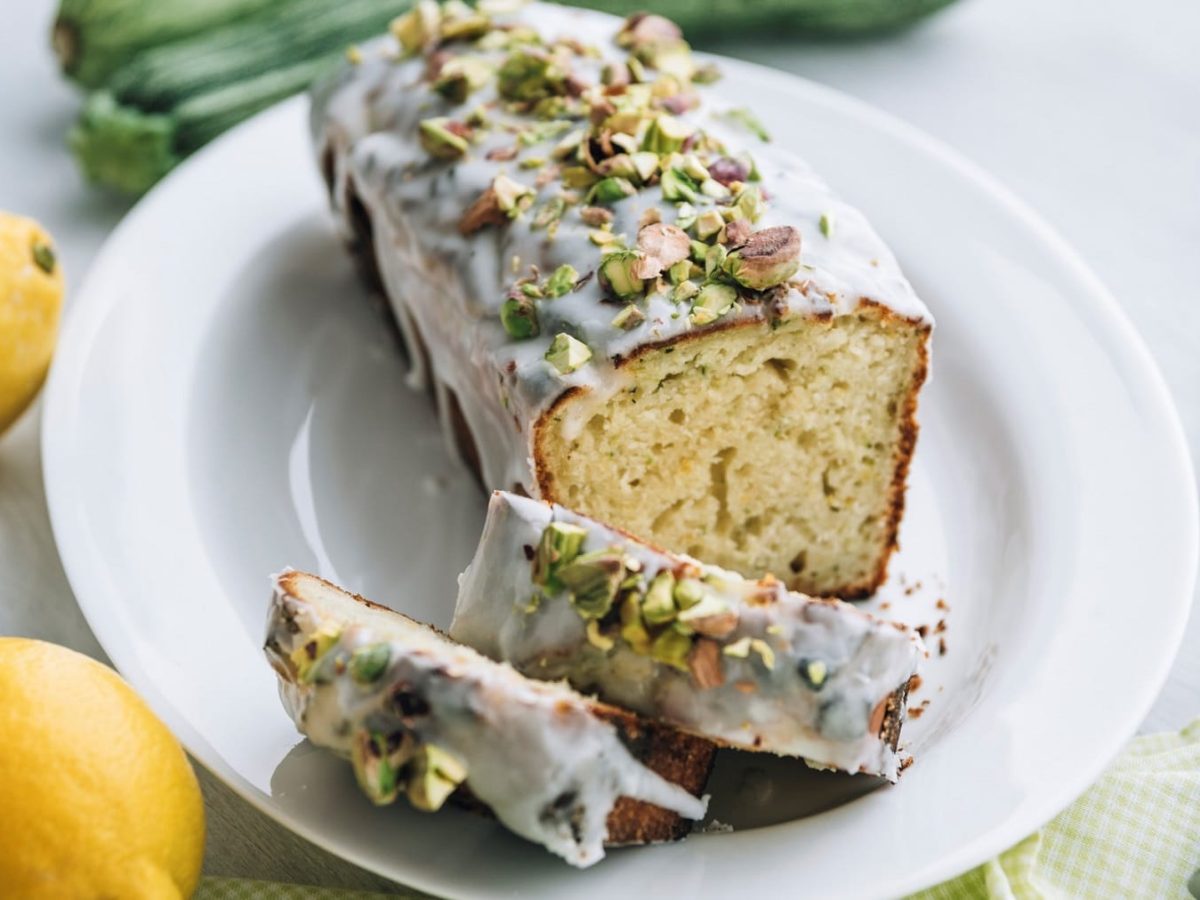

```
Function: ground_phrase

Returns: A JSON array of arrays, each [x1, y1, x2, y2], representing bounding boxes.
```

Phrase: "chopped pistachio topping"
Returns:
[[642, 115, 693, 155], [660, 168, 698, 203], [642, 570, 677, 625], [500, 294, 539, 339], [619, 592, 652, 653], [610, 304, 645, 331], [351, 730, 413, 805], [588, 176, 637, 205], [545, 332, 592, 374], [492, 173, 535, 215], [695, 208, 725, 240], [497, 49, 563, 101], [545, 263, 579, 297], [689, 282, 737, 325], [585, 619, 615, 651], [31, 242, 56, 274], [419, 117, 470, 160], [406, 745, 467, 811], [289, 625, 341, 684], [819, 211, 835, 238], [750, 638, 776, 670], [558, 549, 627, 619], [532, 521, 587, 590], [723, 226, 801, 290], [390, 1, 441, 55], [650, 627, 692, 672], [348, 643, 392, 684], [723, 637, 752, 658], [800, 658, 829, 690], [718, 107, 771, 142], [599, 250, 645, 299], [434, 57, 492, 103]]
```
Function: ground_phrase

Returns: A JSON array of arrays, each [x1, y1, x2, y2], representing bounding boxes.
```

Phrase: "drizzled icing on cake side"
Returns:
[[314, 1, 932, 490]]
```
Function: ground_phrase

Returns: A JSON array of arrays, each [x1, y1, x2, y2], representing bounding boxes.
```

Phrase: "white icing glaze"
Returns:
[[451, 492, 922, 780], [312, 1, 933, 493], [265, 571, 706, 867]]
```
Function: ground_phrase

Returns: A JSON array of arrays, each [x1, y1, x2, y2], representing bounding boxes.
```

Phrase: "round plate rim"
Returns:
[[41, 53, 1198, 898]]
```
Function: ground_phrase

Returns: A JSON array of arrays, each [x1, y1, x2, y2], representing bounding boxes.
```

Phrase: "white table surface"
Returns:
[[2, 0, 1197, 891]]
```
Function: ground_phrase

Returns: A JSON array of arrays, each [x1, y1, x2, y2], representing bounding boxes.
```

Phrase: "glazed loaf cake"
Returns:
[[264, 570, 713, 867], [313, 1, 932, 597], [452, 492, 920, 780]]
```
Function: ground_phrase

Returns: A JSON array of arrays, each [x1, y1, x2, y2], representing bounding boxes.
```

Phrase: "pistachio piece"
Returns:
[[674, 202, 698, 230], [701, 178, 730, 200], [497, 50, 562, 101], [688, 638, 725, 689], [667, 259, 692, 285], [611, 304, 646, 331], [750, 638, 776, 670], [433, 57, 492, 104], [707, 156, 749, 187], [588, 176, 637, 205], [718, 107, 771, 143], [673, 577, 707, 610], [619, 592, 652, 653], [799, 658, 829, 690], [599, 250, 646, 299], [704, 243, 728, 278], [439, 11, 489, 42], [819, 211, 835, 238], [406, 745, 467, 812], [690, 282, 738, 325], [642, 570, 677, 625], [660, 167, 698, 203], [558, 549, 627, 619], [390, 0, 441, 56], [723, 218, 751, 248], [561, 165, 598, 189], [492, 174, 535, 216], [692, 61, 722, 84], [500, 294, 539, 339], [616, 13, 683, 50], [642, 115, 693, 155], [532, 521, 587, 590], [579, 205, 613, 227], [348, 643, 392, 684], [677, 594, 738, 638], [545, 332, 592, 374], [631, 151, 660, 183], [419, 117, 470, 160], [724, 226, 801, 290], [733, 185, 766, 222], [650, 627, 692, 672], [351, 730, 414, 805], [531, 196, 567, 230], [672, 279, 699, 303], [544, 263, 578, 298], [694, 209, 725, 240], [585, 619, 615, 651], [597, 154, 638, 180], [636, 222, 691, 270], [723, 636, 752, 658], [289, 625, 341, 683]]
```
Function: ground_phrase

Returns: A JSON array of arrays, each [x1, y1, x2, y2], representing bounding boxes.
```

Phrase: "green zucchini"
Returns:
[[53, 0, 282, 88], [576, 0, 956, 36], [67, 0, 410, 195]]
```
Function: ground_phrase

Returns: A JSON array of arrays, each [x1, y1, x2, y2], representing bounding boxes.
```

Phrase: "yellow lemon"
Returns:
[[0, 212, 64, 434], [0, 638, 205, 898]]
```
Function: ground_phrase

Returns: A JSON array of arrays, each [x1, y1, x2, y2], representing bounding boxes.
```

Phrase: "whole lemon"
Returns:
[[0, 212, 64, 434], [0, 638, 205, 898]]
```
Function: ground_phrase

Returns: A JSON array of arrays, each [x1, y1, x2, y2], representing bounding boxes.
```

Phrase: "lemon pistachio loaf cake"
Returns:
[[313, 1, 932, 597], [452, 492, 921, 780], [265, 571, 712, 866]]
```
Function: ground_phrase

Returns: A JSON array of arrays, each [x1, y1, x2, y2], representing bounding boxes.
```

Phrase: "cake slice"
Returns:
[[264, 570, 712, 867], [313, 1, 932, 598], [451, 492, 922, 780]]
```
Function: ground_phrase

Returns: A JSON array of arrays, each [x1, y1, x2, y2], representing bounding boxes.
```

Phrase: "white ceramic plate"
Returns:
[[43, 57, 1196, 898]]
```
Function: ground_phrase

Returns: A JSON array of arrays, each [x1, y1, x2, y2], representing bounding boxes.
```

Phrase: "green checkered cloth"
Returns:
[[197, 721, 1200, 900]]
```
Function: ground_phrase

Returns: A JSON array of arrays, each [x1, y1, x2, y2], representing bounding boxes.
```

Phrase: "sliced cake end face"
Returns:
[[265, 570, 708, 867], [452, 492, 922, 780], [534, 305, 930, 599]]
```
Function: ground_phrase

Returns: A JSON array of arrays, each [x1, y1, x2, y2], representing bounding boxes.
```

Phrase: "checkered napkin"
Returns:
[[196, 721, 1200, 900]]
